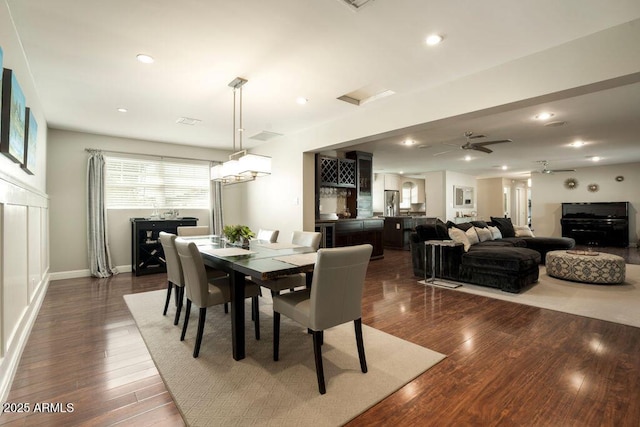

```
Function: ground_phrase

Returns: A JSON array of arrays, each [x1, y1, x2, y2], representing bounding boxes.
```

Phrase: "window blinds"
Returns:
[[105, 155, 210, 209]]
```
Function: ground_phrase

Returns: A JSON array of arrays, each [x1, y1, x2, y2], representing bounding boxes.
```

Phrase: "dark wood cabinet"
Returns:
[[333, 218, 383, 259], [384, 216, 430, 250], [346, 151, 373, 218], [317, 155, 356, 188], [130, 217, 198, 276]]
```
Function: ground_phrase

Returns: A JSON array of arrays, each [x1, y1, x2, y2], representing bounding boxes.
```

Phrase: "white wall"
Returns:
[[46, 129, 232, 275], [0, 0, 49, 402], [531, 162, 640, 245], [424, 171, 445, 218], [477, 178, 504, 220]]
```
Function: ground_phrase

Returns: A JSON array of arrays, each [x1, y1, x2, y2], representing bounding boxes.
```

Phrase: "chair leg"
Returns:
[[193, 307, 207, 358], [252, 296, 260, 340], [312, 331, 326, 394], [181, 299, 192, 341], [273, 311, 280, 361], [354, 318, 368, 374], [163, 282, 173, 315], [174, 286, 184, 326]]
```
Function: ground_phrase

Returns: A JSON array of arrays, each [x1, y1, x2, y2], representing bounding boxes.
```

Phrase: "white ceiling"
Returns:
[[7, 0, 640, 177]]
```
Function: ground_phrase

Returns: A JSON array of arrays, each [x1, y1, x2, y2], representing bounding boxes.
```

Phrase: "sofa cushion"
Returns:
[[519, 236, 575, 264], [491, 217, 516, 238], [435, 218, 449, 239], [454, 222, 474, 231], [488, 225, 502, 240], [514, 225, 535, 237], [500, 237, 528, 247], [415, 224, 438, 241], [471, 220, 489, 228], [475, 226, 493, 242], [472, 240, 516, 248]]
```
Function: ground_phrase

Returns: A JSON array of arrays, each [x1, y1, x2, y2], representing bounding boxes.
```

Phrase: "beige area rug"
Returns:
[[124, 290, 445, 427], [442, 264, 640, 328]]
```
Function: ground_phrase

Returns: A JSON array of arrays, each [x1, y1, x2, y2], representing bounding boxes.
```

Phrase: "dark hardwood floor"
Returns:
[[2, 246, 639, 426]]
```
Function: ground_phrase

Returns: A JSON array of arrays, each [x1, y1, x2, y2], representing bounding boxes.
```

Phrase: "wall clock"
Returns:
[[588, 183, 599, 192], [564, 178, 578, 189], [615, 176, 624, 182]]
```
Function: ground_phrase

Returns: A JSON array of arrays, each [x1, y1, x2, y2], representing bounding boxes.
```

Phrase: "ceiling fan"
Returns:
[[433, 131, 512, 156], [533, 160, 576, 174]]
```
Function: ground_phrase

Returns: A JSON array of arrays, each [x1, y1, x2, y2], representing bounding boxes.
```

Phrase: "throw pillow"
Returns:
[[454, 222, 474, 231], [448, 227, 471, 252], [488, 225, 502, 240], [490, 217, 516, 238], [471, 220, 489, 228], [465, 227, 479, 246], [435, 218, 449, 239], [514, 225, 535, 237], [475, 226, 493, 242], [415, 224, 438, 241]]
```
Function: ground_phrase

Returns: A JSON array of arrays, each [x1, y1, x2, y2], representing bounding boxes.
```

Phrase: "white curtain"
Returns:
[[211, 179, 224, 235], [87, 151, 117, 278]]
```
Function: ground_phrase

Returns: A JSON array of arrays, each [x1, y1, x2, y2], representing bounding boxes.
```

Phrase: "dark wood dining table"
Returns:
[[180, 236, 317, 360]]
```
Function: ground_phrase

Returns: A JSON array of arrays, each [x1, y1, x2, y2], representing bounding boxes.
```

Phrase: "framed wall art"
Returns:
[[0, 46, 4, 142], [1, 68, 27, 164], [21, 107, 37, 175]]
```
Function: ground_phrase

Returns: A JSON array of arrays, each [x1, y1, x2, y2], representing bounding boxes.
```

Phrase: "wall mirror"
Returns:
[[453, 185, 474, 208]]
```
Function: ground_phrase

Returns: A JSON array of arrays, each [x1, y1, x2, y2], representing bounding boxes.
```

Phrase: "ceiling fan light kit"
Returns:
[[433, 131, 513, 157]]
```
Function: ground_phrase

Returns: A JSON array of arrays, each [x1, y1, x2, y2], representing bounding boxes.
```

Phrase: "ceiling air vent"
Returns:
[[249, 131, 283, 141], [176, 117, 202, 125], [336, 0, 376, 11]]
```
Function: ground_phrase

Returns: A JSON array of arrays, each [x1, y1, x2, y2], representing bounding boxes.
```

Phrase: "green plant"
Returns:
[[223, 224, 255, 243]]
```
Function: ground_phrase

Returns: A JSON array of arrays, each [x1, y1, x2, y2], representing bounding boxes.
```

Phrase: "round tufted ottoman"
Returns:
[[545, 250, 626, 284]]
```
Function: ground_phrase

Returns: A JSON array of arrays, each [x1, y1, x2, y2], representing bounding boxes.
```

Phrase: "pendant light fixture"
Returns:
[[211, 77, 272, 184]]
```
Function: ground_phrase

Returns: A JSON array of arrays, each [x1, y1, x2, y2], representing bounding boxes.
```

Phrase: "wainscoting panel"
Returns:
[[28, 207, 43, 302], [2, 203, 29, 350]]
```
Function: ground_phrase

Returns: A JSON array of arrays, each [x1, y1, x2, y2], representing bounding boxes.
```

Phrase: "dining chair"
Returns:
[[175, 238, 262, 357], [272, 244, 373, 394], [256, 229, 279, 243], [250, 231, 322, 294], [177, 225, 210, 236], [159, 232, 187, 325]]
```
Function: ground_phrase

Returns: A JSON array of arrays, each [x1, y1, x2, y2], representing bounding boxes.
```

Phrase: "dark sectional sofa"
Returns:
[[410, 217, 575, 293]]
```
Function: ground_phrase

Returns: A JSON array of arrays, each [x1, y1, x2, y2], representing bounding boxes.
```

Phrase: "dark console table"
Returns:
[[560, 202, 629, 247], [130, 217, 198, 276]]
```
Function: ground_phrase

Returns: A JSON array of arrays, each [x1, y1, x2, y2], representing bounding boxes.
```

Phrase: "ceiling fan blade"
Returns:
[[468, 134, 486, 140], [471, 145, 493, 154], [549, 169, 576, 173], [473, 139, 512, 147], [433, 150, 453, 157]]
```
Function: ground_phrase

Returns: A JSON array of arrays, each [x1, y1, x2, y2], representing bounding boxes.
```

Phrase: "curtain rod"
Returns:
[[85, 148, 221, 164]]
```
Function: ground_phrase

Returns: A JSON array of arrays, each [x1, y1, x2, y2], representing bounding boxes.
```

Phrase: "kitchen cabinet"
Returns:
[[383, 216, 430, 250], [346, 151, 373, 218], [317, 155, 356, 188], [332, 218, 384, 259], [130, 217, 198, 276]]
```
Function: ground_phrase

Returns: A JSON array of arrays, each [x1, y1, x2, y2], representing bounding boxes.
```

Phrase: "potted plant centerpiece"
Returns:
[[223, 224, 255, 249]]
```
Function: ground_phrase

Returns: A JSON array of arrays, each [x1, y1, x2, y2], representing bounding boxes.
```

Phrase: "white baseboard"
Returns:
[[49, 264, 133, 281], [0, 273, 50, 403]]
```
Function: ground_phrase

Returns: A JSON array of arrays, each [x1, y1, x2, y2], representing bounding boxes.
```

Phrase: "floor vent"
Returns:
[[175, 117, 201, 125]]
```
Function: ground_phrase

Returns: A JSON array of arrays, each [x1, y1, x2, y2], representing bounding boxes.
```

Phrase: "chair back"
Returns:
[[177, 225, 210, 236], [159, 232, 183, 287], [309, 244, 372, 330], [175, 239, 210, 307], [292, 231, 322, 251], [257, 229, 279, 243]]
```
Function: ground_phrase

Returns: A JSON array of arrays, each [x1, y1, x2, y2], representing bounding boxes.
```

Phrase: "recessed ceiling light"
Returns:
[[399, 171, 404, 174], [117, 107, 128, 113], [535, 112, 554, 120], [589, 156, 601, 162], [570, 141, 585, 147], [296, 97, 308, 105], [426, 34, 443, 46], [403, 139, 416, 146], [464, 155, 472, 161], [136, 54, 154, 64], [501, 165, 508, 170]]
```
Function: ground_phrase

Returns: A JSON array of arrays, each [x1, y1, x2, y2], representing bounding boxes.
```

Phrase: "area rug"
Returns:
[[443, 264, 640, 328], [124, 290, 445, 426]]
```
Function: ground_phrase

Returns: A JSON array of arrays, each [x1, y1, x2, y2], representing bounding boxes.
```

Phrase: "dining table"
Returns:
[[179, 236, 317, 360]]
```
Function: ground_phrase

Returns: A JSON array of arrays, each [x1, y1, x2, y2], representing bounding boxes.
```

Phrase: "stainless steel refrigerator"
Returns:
[[384, 190, 399, 216]]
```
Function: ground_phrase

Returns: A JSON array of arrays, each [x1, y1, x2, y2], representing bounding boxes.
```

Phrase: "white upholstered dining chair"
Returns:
[[175, 238, 261, 357], [250, 231, 322, 294], [256, 229, 279, 243], [272, 244, 373, 394]]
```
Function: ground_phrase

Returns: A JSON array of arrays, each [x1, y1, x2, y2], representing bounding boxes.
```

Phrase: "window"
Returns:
[[105, 155, 210, 209]]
